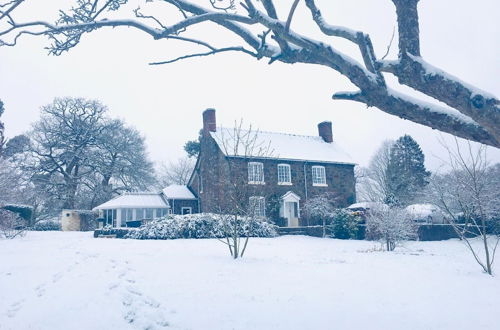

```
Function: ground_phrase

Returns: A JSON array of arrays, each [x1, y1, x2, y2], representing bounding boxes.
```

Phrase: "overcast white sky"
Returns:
[[1, 0, 499, 170]]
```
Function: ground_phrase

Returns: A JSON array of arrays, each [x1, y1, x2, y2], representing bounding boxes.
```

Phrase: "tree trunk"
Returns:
[[63, 179, 78, 209], [392, 0, 420, 56], [481, 220, 492, 275]]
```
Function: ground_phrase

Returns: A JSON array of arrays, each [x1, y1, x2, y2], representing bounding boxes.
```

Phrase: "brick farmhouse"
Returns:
[[188, 109, 356, 227]]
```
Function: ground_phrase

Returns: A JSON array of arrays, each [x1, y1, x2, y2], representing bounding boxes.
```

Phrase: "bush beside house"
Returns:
[[329, 209, 360, 239], [95, 213, 277, 240]]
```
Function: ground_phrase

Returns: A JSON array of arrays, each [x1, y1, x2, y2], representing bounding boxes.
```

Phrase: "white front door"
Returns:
[[280, 191, 301, 227], [285, 202, 299, 227]]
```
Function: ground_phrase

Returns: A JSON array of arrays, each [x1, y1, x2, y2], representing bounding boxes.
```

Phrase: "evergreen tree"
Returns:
[[184, 130, 202, 158], [4, 135, 30, 158], [184, 140, 200, 158], [385, 135, 430, 206]]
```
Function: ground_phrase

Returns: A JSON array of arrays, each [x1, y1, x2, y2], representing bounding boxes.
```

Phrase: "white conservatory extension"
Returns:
[[93, 192, 170, 227]]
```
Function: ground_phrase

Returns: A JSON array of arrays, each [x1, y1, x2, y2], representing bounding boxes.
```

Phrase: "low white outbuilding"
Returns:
[[162, 185, 199, 215], [92, 192, 170, 227]]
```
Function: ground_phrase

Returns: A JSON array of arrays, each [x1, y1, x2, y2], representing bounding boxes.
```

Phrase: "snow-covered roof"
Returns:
[[405, 204, 440, 218], [93, 192, 169, 210], [162, 185, 196, 200], [347, 202, 388, 210], [210, 127, 355, 164]]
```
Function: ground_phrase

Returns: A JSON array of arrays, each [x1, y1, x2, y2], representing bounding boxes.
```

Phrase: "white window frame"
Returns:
[[249, 196, 266, 217], [248, 162, 265, 184], [135, 208, 144, 220], [181, 207, 192, 215], [312, 166, 327, 186], [277, 164, 292, 185], [155, 208, 168, 218], [121, 209, 133, 222], [104, 209, 117, 227], [144, 208, 154, 219]]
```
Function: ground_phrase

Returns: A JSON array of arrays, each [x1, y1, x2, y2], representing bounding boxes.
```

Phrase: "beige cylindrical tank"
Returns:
[[61, 210, 81, 231]]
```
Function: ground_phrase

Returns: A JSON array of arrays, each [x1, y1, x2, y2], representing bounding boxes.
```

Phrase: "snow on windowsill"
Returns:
[[312, 183, 328, 187], [248, 181, 266, 185], [278, 182, 293, 186]]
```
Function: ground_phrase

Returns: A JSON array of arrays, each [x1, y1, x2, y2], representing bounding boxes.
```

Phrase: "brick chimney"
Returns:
[[318, 121, 333, 143], [202, 108, 216, 133]]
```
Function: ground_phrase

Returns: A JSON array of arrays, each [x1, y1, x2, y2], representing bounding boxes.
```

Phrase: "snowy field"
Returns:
[[1, 232, 499, 330]]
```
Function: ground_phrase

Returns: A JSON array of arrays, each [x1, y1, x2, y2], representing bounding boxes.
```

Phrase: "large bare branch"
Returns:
[[333, 88, 498, 147], [1, 0, 498, 147], [380, 55, 500, 145]]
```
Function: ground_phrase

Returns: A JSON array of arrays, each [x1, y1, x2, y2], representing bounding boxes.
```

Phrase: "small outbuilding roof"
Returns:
[[406, 204, 441, 218], [92, 192, 169, 210], [347, 202, 388, 211], [162, 185, 197, 200], [210, 127, 355, 165]]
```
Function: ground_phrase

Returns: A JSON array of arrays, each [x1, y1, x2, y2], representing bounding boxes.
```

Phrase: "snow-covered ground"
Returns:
[[1, 232, 499, 330]]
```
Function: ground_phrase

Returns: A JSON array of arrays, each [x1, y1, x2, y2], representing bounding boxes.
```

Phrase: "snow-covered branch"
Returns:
[[1, 0, 498, 147]]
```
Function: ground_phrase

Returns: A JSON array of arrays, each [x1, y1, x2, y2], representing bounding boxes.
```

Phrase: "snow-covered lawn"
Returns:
[[1, 232, 499, 330]]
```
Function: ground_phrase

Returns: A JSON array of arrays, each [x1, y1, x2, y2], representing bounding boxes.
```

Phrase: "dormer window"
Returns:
[[277, 164, 292, 185], [248, 162, 264, 184], [312, 166, 327, 186]]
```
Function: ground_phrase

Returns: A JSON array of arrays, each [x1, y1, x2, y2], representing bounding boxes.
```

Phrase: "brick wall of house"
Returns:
[[189, 133, 356, 221], [190, 131, 230, 213]]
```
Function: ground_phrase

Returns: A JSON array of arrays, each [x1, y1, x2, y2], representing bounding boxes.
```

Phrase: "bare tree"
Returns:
[[87, 119, 156, 208], [0, 151, 50, 223], [23, 97, 155, 212], [1, 1, 498, 146], [157, 157, 195, 187], [0, 209, 26, 239], [0, 158, 24, 204], [25, 97, 106, 210], [214, 120, 274, 259], [366, 205, 418, 251], [357, 140, 394, 202], [430, 140, 500, 275], [302, 193, 335, 237]]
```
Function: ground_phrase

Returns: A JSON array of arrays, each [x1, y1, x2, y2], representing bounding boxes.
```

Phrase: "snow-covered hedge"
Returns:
[[126, 213, 277, 240], [31, 220, 61, 231], [1, 204, 33, 222]]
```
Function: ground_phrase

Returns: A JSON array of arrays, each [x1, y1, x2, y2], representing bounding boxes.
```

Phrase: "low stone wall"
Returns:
[[278, 224, 484, 241], [277, 226, 331, 237]]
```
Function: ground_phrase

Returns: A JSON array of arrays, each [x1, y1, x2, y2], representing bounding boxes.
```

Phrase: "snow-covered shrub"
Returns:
[[302, 194, 334, 225], [329, 209, 360, 239], [405, 204, 446, 224], [366, 206, 417, 251], [126, 213, 277, 240], [0, 209, 26, 239], [302, 194, 339, 237], [31, 219, 61, 231]]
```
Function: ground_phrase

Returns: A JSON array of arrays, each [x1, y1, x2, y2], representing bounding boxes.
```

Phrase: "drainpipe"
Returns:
[[198, 168, 202, 213], [303, 161, 308, 200], [303, 161, 309, 226]]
